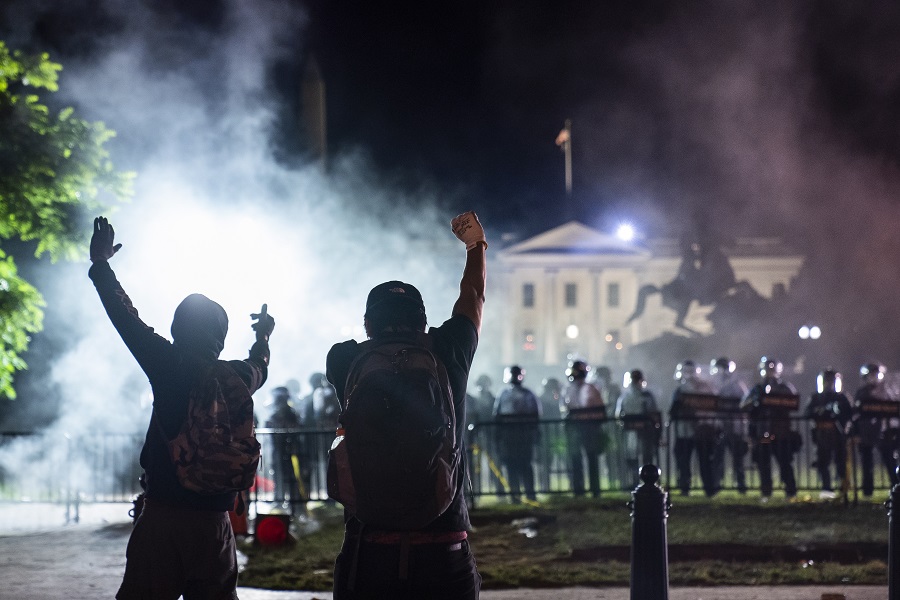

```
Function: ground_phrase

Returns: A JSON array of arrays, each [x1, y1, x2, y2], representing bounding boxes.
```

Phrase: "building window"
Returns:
[[607, 282, 620, 308], [564, 283, 577, 307], [522, 330, 536, 351], [523, 283, 535, 308]]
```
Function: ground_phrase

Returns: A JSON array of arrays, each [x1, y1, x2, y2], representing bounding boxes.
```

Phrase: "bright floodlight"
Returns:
[[566, 324, 579, 339], [798, 326, 810, 339], [809, 326, 821, 340], [616, 223, 635, 242]]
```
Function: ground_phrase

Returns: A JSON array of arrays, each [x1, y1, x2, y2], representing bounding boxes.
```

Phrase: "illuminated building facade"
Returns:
[[492, 221, 804, 377]]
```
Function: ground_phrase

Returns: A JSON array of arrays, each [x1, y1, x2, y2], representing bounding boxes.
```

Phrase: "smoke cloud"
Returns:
[[0, 0, 486, 500]]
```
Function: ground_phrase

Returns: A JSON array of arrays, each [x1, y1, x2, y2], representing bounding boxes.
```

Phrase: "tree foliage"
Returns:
[[0, 41, 133, 399]]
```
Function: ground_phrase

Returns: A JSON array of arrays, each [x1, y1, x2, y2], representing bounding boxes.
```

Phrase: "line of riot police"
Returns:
[[469, 356, 900, 502], [255, 357, 900, 509]]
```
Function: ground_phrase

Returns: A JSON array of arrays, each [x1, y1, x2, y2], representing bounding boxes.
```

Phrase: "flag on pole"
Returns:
[[555, 127, 570, 148]]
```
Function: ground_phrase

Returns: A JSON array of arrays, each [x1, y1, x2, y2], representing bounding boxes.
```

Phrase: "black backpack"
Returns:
[[327, 333, 459, 530]]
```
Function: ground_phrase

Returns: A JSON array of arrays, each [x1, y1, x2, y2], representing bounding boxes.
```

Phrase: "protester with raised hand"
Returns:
[[89, 216, 274, 599]]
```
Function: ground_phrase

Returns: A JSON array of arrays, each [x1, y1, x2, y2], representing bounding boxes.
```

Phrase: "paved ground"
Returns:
[[0, 502, 887, 600]]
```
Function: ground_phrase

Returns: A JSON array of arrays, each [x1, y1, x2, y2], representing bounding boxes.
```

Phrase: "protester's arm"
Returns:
[[450, 211, 487, 334], [88, 217, 171, 376], [240, 306, 274, 393]]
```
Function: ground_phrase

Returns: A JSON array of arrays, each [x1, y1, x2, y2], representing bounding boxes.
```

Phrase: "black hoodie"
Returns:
[[89, 261, 269, 511]]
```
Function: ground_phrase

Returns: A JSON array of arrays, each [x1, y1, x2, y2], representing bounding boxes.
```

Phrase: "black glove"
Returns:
[[251, 303, 275, 340], [90, 216, 122, 262]]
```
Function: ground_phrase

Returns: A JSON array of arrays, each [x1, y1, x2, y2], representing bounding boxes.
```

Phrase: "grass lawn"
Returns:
[[238, 491, 891, 591]]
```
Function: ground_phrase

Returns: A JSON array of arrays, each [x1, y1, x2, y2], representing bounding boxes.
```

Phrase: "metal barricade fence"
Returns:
[[0, 419, 894, 510], [0, 431, 144, 506]]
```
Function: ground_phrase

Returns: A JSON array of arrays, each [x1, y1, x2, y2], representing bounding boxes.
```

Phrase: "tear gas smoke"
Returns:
[[0, 0, 488, 500]]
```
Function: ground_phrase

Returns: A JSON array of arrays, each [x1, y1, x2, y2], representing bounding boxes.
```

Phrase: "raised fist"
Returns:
[[451, 211, 487, 251]]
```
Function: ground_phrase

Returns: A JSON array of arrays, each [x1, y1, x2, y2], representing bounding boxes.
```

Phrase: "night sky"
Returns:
[[5, 1, 900, 236]]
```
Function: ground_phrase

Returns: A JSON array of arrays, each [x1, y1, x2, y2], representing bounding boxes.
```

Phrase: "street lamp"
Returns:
[[798, 324, 821, 340]]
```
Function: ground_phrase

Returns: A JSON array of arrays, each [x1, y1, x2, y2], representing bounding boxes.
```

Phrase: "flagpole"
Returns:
[[564, 118, 572, 197], [556, 119, 573, 197]]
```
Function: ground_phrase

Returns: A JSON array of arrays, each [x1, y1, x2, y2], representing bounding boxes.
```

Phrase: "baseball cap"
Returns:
[[365, 281, 425, 315]]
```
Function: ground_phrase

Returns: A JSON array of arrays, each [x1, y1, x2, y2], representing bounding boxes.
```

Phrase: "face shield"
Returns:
[[817, 370, 842, 394], [674, 361, 699, 383]]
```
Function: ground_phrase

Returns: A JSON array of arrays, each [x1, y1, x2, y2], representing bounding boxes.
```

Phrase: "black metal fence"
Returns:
[[0, 417, 893, 510]]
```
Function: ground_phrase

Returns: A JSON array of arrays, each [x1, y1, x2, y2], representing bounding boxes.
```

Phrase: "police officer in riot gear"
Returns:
[[561, 359, 607, 497], [493, 365, 541, 503], [614, 369, 660, 488], [805, 368, 852, 499], [473, 374, 497, 425], [853, 362, 898, 496], [709, 357, 749, 494], [670, 360, 718, 496], [539, 377, 563, 420], [593, 366, 622, 415], [741, 356, 800, 501], [265, 386, 304, 511]]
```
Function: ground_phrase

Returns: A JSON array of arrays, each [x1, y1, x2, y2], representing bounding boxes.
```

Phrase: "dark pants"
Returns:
[[695, 436, 720, 497], [272, 450, 302, 510], [333, 535, 481, 599], [674, 437, 695, 495], [500, 451, 537, 502], [859, 442, 899, 496], [498, 426, 538, 502], [859, 443, 877, 496], [566, 420, 603, 497], [713, 433, 748, 493], [674, 437, 718, 496], [814, 440, 847, 492], [754, 440, 797, 498], [623, 431, 657, 489], [117, 500, 237, 600]]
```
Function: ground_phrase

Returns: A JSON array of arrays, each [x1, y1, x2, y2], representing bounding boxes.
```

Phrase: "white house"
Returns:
[[486, 221, 804, 382]]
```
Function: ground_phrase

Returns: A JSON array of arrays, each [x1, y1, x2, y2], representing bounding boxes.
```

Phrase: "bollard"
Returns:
[[888, 467, 900, 600], [629, 464, 670, 600]]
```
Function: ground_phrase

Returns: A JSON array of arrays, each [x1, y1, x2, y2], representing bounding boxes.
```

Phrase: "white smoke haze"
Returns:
[[0, 0, 483, 499]]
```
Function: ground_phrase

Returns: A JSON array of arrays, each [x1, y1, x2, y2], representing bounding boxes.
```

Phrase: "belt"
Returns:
[[362, 530, 468, 545]]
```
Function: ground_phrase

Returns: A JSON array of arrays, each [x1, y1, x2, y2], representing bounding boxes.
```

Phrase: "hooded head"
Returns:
[[170, 293, 228, 361]]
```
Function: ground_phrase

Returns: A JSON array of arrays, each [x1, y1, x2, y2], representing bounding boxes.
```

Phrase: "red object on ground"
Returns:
[[255, 515, 289, 546]]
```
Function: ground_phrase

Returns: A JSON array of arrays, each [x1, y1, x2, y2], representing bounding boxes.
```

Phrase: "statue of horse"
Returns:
[[626, 235, 762, 335]]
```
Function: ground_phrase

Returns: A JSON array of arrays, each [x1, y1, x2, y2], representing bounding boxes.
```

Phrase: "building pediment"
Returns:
[[500, 221, 651, 258]]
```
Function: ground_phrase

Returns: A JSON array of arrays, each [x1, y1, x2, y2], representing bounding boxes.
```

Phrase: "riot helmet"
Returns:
[[268, 386, 291, 407], [309, 372, 326, 388], [624, 369, 647, 390], [475, 374, 493, 391], [860, 362, 886, 385], [817, 368, 842, 394], [758, 356, 783, 380], [674, 360, 700, 382], [504, 365, 525, 385], [542, 377, 562, 393], [710, 357, 735, 376], [566, 360, 590, 382], [595, 366, 613, 383]]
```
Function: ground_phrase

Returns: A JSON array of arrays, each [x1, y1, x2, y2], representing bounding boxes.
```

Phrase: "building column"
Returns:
[[544, 269, 558, 365], [590, 269, 603, 362]]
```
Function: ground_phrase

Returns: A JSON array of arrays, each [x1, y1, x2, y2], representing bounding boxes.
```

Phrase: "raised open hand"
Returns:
[[90, 216, 123, 262]]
